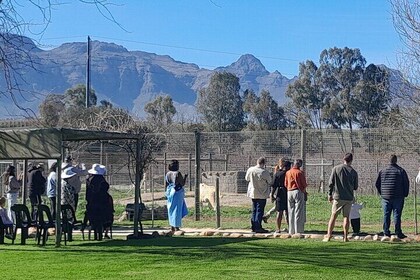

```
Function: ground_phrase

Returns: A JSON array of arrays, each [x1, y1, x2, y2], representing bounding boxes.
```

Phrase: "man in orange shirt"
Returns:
[[285, 159, 307, 235]]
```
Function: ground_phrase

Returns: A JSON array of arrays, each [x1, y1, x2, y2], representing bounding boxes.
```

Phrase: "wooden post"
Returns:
[[215, 177, 221, 228], [300, 129, 307, 171], [188, 153, 192, 191], [414, 179, 418, 235], [195, 130, 201, 221]]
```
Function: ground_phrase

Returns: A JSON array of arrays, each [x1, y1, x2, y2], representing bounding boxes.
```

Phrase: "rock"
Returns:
[[373, 234, 379, 241], [304, 234, 311, 239], [279, 234, 290, 239], [165, 231, 174, 237], [390, 236, 401, 242], [364, 235, 372, 241], [310, 234, 324, 239], [353, 235, 360, 241], [414, 235, 420, 242], [242, 233, 254, 238], [273, 232, 281, 238], [230, 233, 243, 238], [191, 232, 200, 236], [213, 232, 224, 237], [334, 236, 343, 241], [199, 231, 215, 236], [381, 236, 390, 242], [173, 230, 185, 236], [151, 231, 160, 238], [222, 233, 231, 237], [48, 228, 56, 236], [292, 233, 303, 239]]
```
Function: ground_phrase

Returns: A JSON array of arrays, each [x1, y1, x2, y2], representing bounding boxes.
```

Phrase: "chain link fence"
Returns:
[[1, 128, 419, 233]]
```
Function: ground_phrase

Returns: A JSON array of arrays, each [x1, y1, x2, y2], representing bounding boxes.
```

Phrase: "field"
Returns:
[[1, 236, 419, 279]]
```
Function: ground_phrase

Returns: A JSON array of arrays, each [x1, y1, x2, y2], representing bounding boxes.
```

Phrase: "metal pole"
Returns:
[[195, 130, 201, 221], [133, 138, 141, 237], [300, 129, 307, 171], [414, 179, 418, 235], [188, 153, 192, 191], [215, 177, 221, 228], [22, 160, 28, 205], [209, 153, 213, 172], [86, 36, 91, 108], [163, 152, 167, 191], [224, 154, 228, 171], [55, 157, 62, 247]]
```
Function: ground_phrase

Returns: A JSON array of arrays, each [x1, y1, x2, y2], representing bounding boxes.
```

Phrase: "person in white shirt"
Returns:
[[349, 201, 363, 235], [246, 157, 272, 233]]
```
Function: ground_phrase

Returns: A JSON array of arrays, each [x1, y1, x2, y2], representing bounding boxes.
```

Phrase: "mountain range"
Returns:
[[0, 36, 294, 118]]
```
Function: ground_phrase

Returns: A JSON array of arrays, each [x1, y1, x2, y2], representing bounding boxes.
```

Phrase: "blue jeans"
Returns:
[[382, 197, 405, 235], [251, 199, 267, 231]]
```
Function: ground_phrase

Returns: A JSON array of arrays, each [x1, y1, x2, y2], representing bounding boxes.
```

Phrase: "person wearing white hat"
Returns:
[[85, 163, 110, 241], [62, 155, 88, 212], [61, 167, 78, 241]]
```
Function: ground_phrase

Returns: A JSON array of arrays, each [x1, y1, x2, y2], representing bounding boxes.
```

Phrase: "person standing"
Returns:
[[269, 158, 291, 233], [2, 165, 21, 222], [375, 154, 410, 239], [246, 157, 271, 233], [165, 160, 188, 232], [86, 164, 110, 241], [62, 156, 88, 212], [47, 162, 58, 220], [324, 153, 358, 242], [285, 159, 307, 235], [28, 163, 46, 221]]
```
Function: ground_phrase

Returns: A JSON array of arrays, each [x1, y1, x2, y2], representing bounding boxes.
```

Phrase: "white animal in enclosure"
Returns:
[[200, 183, 217, 210]]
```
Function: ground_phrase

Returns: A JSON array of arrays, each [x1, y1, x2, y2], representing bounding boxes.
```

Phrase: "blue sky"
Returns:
[[18, 0, 400, 78]]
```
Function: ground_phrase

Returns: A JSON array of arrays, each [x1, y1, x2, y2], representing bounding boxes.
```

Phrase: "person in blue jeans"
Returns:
[[375, 154, 410, 239], [246, 157, 272, 233]]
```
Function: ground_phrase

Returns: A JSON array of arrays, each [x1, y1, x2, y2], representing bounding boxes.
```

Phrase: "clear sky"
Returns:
[[17, 0, 400, 78]]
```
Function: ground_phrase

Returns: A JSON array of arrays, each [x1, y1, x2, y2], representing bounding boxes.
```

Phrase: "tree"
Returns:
[[286, 60, 325, 129], [0, 1, 120, 115], [391, 0, 420, 129], [196, 72, 244, 131], [144, 95, 177, 128], [319, 47, 366, 131], [64, 84, 97, 108], [243, 89, 286, 130], [39, 94, 65, 127]]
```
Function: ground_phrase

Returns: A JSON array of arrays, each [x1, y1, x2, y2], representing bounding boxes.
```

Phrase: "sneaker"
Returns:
[[254, 228, 269, 233], [262, 216, 269, 223], [397, 233, 407, 239]]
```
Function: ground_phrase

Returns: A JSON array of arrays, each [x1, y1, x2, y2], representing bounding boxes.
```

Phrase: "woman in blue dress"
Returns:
[[165, 160, 188, 232]]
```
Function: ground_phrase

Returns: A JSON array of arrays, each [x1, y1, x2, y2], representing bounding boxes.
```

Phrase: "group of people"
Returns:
[[246, 153, 413, 240], [246, 157, 308, 234], [1, 157, 114, 241]]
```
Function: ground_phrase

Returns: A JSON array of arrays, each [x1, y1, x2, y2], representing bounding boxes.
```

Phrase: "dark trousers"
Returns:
[[29, 194, 42, 221], [251, 199, 267, 231], [49, 196, 56, 220], [351, 218, 360, 233], [382, 197, 405, 235]]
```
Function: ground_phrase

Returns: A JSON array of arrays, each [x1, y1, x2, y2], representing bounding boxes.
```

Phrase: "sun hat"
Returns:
[[88, 163, 107, 175], [62, 167, 77, 179]]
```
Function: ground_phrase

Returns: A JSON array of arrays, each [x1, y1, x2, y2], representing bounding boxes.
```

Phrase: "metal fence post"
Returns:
[[300, 129, 307, 171], [215, 177, 221, 228], [195, 130, 201, 221]]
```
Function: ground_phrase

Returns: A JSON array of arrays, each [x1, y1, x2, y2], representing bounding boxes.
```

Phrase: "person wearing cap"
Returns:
[[62, 155, 88, 212], [86, 164, 109, 241], [27, 163, 46, 220]]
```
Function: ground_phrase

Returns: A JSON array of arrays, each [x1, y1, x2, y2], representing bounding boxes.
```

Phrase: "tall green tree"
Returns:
[[197, 72, 244, 131], [144, 95, 177, 127], [319, 47, 366, 130], [286, 60, 325, 129], [64, 84, 97, 108], [244, 89, 286, 130]]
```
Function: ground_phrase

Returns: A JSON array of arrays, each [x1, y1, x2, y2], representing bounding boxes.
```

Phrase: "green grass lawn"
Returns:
[[1, 236, 419, 279]]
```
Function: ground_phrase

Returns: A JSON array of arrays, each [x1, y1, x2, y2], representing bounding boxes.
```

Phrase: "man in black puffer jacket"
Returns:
[[375, 154, 409, 239]]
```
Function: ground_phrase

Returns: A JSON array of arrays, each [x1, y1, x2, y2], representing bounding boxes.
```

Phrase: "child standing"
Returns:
[[350, 201, 363, 235]]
